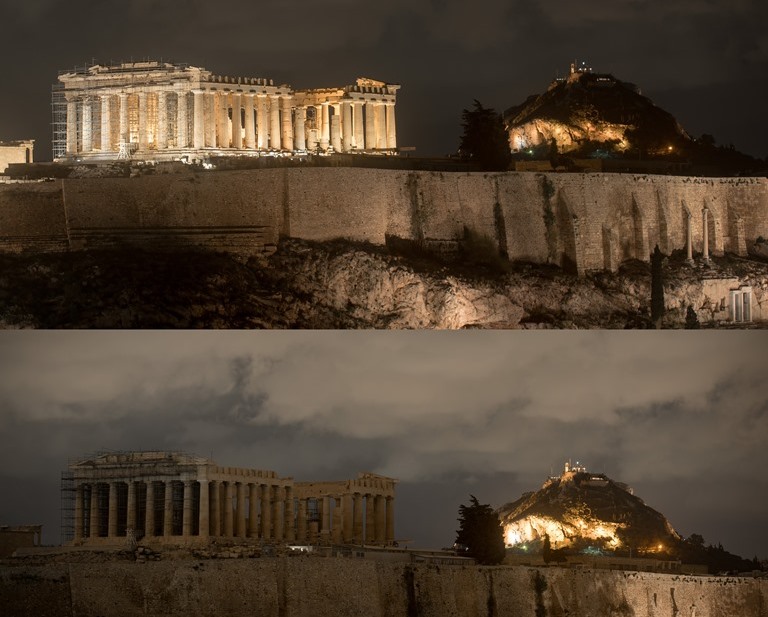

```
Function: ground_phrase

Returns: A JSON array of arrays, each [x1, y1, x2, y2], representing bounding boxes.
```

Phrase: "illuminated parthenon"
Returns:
[[52, 61, 399, 160], [63, 451, 396, 546]]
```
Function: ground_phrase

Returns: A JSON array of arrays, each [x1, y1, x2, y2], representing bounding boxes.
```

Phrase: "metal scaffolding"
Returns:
[[51, 83, 67, 160], [60, 470, 75, 544]]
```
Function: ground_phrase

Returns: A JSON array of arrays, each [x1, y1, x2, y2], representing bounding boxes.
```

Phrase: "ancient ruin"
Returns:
[[62, 451, 396, 546], [52, 62, 399, 161], [0, 140, 34, 174]]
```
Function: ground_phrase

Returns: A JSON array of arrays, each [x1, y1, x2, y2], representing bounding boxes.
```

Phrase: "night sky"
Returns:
[[0, 331, 766, 559], [1, 0, 767, 159]]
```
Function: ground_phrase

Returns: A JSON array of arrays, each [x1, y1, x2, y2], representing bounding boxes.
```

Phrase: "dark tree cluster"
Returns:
[[455, 495, 507, 565], [678, 533, 762, 575], [458, 101, 512, 171]]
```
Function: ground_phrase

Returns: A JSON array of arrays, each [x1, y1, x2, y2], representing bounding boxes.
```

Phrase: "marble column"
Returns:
[[321, 496, 331, 540], [235, 482, 246, 538], [193, 90, 206, 150], [90, 484, 100, 537], [231, 93, 242, 149], [163, 481, 173, 537], [74, 484, 84, 540], [119, 93, 129, 146], [210, 481, 220, 536], [248, 484, 259, 537], [702, 207, 710, 262], [157, 91, 168, 150], [330, 112, 341, 153], [353, 493, 363, 543], [375, 495, 386, 544], [81, 98, 93, 153], [365, 495, 375, 543], [216, 93, 229, 148], [364, 103, 376, 150], [375, 103, 386, 149], [244, 95, 256, 149], [341, 101, 353, 152], [108, 482, 118, 537], [257, 95, 268, 149], [182, 480, 193, 537], [137, 92, 148, 150], [269, 96, 281, 149], [284, 486, 295, 542], [145, 482, 155, 537], [281, 96, 294, 150], [319, 102, 330, 151], [385, 103, 397, 150], [353, 102, 364, 150], [204, 93, 216, 148], [342, 494, 353, 542], [176, 91, 189, 148], [261, 485, 272, 539], [297, 498, 307, 542], [293, 107, 306, 151], [199, 480, 210, 538], [332, 498, 342, 543], [273, 486, 284, 541], [66, 96, 78, 154], [224, 482, 234, 537], [385, 497, 394, 544], [126, 481, 137, 532], [100, 95, 112, 151]]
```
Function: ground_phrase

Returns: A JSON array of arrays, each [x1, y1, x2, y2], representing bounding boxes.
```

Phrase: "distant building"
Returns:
[[0, 524, 42, 557], [0, 140, 34, 174]]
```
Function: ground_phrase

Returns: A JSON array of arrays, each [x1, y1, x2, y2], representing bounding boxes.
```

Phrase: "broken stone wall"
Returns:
[[2, 559, 766, 617], [0, 169, 766, 277]]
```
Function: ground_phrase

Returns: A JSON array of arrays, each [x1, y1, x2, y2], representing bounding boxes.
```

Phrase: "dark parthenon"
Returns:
[[64, 451, 396, 546]]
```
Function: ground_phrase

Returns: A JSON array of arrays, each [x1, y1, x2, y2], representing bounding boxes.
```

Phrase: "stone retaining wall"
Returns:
[[1, 558, 766, 617], [0, 169, 766, 274]]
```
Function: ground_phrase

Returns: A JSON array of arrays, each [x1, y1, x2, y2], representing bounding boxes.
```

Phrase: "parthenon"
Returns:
[[64, 451, 396, 546], [52, 61, 399, 160]]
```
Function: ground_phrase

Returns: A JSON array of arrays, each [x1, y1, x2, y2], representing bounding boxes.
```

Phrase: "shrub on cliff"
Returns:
[[455, 495, 506, 565]]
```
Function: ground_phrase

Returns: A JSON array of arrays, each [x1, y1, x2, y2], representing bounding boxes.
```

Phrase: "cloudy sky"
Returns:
[[0, 330, 766, 559], [1, 0, 767, 158]]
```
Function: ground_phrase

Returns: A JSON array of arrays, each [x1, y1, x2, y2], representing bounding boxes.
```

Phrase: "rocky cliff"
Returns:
[[1, 556, 766, 617], [498, 468, 680, 553], [0, 239, 766, 328]]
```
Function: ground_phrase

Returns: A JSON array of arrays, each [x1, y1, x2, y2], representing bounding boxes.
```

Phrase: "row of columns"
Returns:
[[66, 91, 396, 155], [72, 480, 395, 545]]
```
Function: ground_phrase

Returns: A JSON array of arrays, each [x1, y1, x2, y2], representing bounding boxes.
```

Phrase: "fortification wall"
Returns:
[[0, 181, 68, 252], [0, 169, 766, 275], [1, 559, 766, 617]]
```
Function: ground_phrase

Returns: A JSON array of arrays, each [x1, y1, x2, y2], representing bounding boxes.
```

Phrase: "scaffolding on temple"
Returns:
[[51, 83, 67, 160], [60, 469, 75, 544]]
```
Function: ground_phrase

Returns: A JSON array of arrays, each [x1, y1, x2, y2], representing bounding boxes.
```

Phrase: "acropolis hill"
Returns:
[[1, 60, 768, 327]]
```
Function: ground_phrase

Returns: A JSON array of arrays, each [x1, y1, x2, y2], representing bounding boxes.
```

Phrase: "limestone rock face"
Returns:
[[0, 240, 765, 328]]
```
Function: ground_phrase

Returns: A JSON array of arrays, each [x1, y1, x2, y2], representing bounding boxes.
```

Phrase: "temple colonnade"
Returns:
[[56, 62, 399, 159], [68, 452, 396, 546]]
